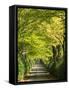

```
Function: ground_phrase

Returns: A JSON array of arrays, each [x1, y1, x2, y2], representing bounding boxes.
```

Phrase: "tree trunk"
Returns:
[[52, 46, 57, 63], [56, 45, 61, 60]]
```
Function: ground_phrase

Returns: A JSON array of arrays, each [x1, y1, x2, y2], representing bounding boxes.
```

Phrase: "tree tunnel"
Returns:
[[18, 8, 66, 82]]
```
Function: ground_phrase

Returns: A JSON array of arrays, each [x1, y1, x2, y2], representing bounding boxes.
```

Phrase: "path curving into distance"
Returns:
[[23, 60, 57, 82]]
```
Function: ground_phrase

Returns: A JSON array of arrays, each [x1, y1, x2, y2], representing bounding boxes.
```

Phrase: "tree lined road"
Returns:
[[18, 8, 65, 81]]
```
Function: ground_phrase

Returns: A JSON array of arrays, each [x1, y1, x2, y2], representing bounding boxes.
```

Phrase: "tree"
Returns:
[[18, 8, 65, 80]]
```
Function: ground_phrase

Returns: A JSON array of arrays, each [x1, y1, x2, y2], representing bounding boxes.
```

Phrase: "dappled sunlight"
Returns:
[[18, 8, 66, 82]]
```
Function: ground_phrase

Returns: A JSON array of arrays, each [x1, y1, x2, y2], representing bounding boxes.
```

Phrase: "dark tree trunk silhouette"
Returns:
[[52, 46, 57, 63], [56, 45, 61, 60]]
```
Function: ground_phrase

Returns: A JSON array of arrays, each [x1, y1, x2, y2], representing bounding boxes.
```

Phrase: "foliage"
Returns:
[[18, 8, 65, 80]]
